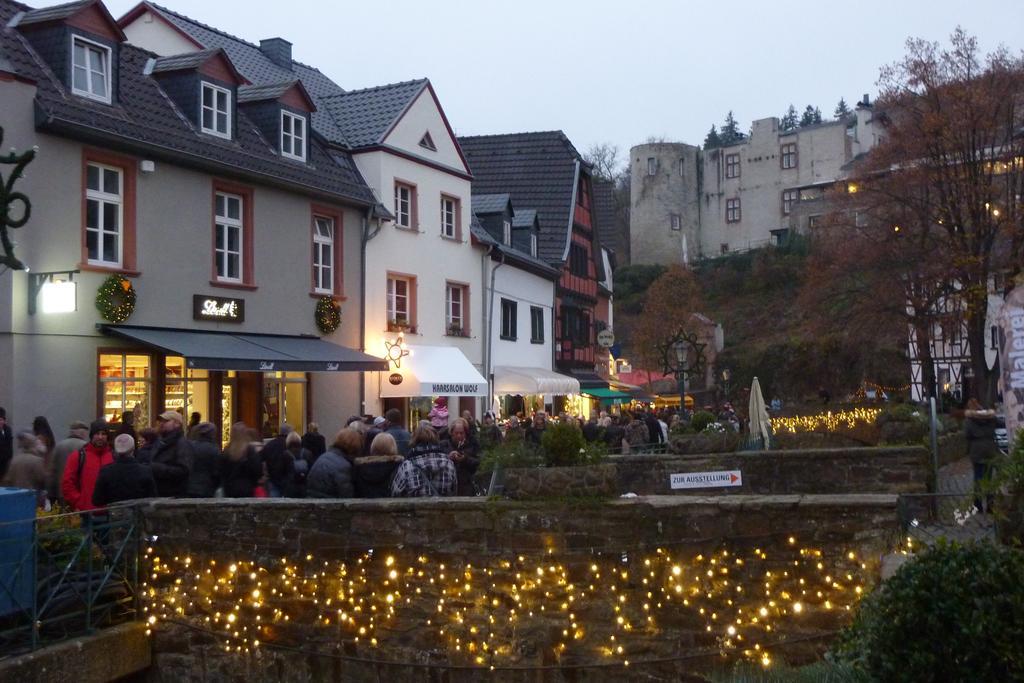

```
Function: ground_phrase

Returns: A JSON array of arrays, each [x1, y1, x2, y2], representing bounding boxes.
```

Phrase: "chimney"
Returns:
[[858, 93, 871, 108], [259, 38, 292, 69]]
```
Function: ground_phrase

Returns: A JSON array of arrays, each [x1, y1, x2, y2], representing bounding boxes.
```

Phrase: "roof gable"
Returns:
[[20, 0, 126, 42], [318, 79, 426, 148], [237, 80, 315, 111], [381, 83, 470, 175], [151, 47, 248, 85]]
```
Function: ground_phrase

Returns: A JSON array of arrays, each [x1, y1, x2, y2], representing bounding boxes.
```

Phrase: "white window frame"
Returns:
[[500, 298, 517, 340], [441, 196, 457, 238], [670, 214, 682, 231], [312, 216, 334, 294], [503, 220, 512, 246], [71, 36, 111, 104], [726, 198, 741, 223], [725, 153, 740, 179], [201, 82, 232, 139], [387, 276, 411, 324], [782, 189, 798, 215], [394, 183, 412, 228], [446, 283, 464, 332], [530, 306, 544, 343], [281, 111, 306, 161], [85, 162, 123, 266], [215, 192, 243, 283]]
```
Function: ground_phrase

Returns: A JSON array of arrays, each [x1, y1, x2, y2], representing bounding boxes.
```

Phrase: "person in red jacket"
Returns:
[[61, 419, 114, 511]]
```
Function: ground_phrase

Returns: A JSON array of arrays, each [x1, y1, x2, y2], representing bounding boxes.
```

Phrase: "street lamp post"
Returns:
[[674, 340, 688, 408], [721, 368, 731, 401]]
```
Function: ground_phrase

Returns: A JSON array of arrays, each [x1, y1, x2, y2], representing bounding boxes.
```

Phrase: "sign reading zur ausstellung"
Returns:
[[997, 284, 1024, 442], [669, 470, 742, 490]]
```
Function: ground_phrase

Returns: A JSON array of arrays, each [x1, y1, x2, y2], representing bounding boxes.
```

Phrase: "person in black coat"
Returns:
[[353, 432, 404, 498], [964, 398, 1002, 513], [260, 425, 294, 497], [150, 412, 194, 497], [301, 422, 327, 460], [442, 418, 480, 496], [92, 434, 157, 507], [186, 422, 220, 497]]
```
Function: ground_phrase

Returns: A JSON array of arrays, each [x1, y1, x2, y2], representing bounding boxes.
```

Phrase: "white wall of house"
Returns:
[[488, 262, 555, 372], [353, 92, 481, 416], [121, 10, 200, 55]]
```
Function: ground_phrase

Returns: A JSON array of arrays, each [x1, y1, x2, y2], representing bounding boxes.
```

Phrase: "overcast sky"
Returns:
[[54, 1, 1024, 168]]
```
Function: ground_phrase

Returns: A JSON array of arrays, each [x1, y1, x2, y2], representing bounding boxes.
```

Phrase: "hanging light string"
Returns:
[[142, 534, 877, 671], [771, 408, 881, 434]]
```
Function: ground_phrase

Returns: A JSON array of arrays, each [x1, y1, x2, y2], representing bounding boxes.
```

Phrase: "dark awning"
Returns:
[[568, 370, 609, 390], [101, 325, 389, 372]]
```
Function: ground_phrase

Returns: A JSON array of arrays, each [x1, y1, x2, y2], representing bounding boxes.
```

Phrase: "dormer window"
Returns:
[[201, 82, 232, 138], [281, 111, 306, 161], [71, 36, 111, 103]]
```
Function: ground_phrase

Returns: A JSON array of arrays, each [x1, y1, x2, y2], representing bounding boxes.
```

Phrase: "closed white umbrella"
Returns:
[[749, 376, 771, 446]]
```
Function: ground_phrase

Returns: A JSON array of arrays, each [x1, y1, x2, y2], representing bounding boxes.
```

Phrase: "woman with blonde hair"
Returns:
[[219, 422, 263, 497], [353, 432, 404, 498]]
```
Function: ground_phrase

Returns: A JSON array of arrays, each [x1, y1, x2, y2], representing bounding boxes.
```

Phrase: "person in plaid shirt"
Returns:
[[389, 424, 456, 497]]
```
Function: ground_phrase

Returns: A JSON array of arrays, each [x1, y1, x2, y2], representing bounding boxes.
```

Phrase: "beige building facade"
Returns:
[[630, 98, 880, 263]]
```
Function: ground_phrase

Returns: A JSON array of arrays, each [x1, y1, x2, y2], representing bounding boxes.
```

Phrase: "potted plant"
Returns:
[[447, 323, 466, 337], [388, 316, 412, 333]]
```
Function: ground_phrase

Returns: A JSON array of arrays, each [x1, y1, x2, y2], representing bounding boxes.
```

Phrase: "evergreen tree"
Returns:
[[703, 124, 722, 149], [720, 111, 743, 144], [780, 104, 798, 131], [799, 105, 817, 127], [813, 106, 822, 124], [834, 98, 851, 119]]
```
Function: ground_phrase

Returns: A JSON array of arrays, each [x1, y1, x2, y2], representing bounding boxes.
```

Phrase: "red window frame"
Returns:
[[310, 205, 345, 299], [725, 153, 740, 179], [210, 180, 255, 289], [393, 179, 418, 230], [80, 149, 139, 275]]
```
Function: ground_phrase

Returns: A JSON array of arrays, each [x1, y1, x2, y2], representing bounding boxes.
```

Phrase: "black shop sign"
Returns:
[[193, 295, 245, 323]]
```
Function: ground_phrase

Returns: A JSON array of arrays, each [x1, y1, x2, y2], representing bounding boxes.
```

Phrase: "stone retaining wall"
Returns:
[[137, 496, 899, 682], [496, 446, 930, 500]]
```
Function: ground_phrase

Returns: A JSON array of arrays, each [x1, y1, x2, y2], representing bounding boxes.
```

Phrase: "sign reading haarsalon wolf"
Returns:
[[997, 285, 1024, 444]]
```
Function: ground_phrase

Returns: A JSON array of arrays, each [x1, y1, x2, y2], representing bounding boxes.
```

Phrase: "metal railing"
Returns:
[[0, 505, 141, 657]]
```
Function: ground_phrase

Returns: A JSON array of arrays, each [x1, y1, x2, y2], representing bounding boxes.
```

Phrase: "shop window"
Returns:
[[262, 371, 307, 437], [446, 283, 469, 337], [164, 357, 210, 425], [500, 298, 517, 340], [98, 352, 151, 429]]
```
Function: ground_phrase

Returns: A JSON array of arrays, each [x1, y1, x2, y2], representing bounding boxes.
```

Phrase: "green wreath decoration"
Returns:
[[315, 295, 341, 334], [95, 274, 136, 323]]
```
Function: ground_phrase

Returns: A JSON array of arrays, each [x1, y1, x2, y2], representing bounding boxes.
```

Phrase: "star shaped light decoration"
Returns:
[[385, 338, 410, 368]]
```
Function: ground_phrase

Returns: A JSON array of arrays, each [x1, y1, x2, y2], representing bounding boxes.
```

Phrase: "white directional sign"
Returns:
[[669, 470, 742, 490], [597, 329, 615, 348]]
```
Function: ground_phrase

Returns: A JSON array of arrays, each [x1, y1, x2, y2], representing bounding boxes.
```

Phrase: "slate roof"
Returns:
[[20, 0, 89, 24], [591, 178, 618, 253], [317, 79, 429, 149], [1, 0, 376, 207], [237, 80, 305, 105], [143, 2, 350, 145], [471, 193, 511, 215], [469, 219, 559, 280], [458, 131, 585, 265], [512, 208, 537, 229], [151, 48, 221, 73]]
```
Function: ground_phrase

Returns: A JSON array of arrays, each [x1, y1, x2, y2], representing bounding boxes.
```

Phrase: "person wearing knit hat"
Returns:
[[61, 418, 114, 511], [93, 432, 156, 508]]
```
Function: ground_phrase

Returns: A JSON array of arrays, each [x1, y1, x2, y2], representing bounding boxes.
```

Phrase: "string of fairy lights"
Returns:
[[770, 408, 881, 435], [141, 536, 876, 671]]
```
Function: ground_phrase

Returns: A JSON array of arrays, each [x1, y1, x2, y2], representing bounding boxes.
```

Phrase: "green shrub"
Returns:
[[579, 439, 608, 464], [478, 440, 543, 474], [876, 403, 921, 424], [703, 660, 868, 682], [691, 410, 716, 433], [540, 421, 586, 467], [835, 542, 1024, 681]]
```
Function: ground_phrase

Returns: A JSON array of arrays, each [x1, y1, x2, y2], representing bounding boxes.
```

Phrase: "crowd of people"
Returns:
[[0, 405, 493, 510], [0, 397, 749, 512]]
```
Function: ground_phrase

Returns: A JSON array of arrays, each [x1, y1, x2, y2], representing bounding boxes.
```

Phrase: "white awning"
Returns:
[[380, 345, 487, 397], [493, 366, 580, 395]]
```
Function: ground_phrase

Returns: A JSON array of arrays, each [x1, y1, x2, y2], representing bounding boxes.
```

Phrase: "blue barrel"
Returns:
[[0, 487, 36, 617]]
